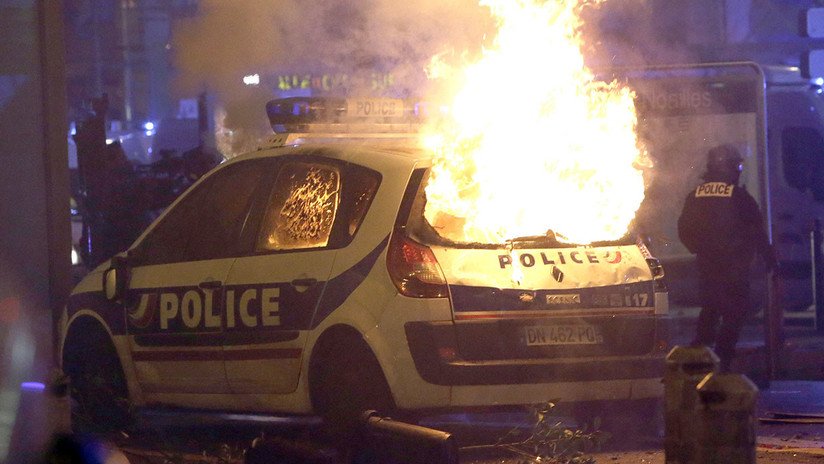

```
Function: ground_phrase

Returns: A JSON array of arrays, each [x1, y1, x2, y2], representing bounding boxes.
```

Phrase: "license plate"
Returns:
[[524, 324, 604, 346]]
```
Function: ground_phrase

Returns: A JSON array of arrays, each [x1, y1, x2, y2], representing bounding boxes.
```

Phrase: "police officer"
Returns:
[[678, 144, 775, 371]]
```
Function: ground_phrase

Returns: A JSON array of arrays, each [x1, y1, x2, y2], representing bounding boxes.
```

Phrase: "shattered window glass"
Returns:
[[257, 162, 340, 251]]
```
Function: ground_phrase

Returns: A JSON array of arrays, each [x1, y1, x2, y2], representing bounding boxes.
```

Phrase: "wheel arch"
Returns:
[[307, 323, 394, 410], [61, 313, 135, 400], [61, 313, 114, 362], [62, 313, 136, 432], [61, 314, 118, 367]]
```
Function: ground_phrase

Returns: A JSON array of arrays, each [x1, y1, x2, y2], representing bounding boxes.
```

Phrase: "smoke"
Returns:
[[170, 0, 712, 156], [580, 0, 708, 68], [578, 0, 732, 252], [171, 0, 724, 250], [172, 0, 495, 155]]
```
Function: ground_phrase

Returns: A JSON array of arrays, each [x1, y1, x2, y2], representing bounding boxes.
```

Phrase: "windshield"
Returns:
[[405, 169, 637, 249]]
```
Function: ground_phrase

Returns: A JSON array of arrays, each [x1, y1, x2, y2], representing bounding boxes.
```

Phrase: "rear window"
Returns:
[[404, 169, 635, 249]]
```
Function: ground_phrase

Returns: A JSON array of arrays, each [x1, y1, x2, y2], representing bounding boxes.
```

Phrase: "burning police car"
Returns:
[[58, 97, 668, 432]]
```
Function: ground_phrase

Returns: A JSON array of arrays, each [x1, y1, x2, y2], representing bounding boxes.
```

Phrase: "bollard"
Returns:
[[352, 410, 458, 464], [664, 345, 719, 464], [694, 372, 758, 464]]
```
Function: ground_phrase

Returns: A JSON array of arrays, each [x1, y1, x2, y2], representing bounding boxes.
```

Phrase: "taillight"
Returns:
[[387, 233, 448, 298], [646, 257, 665, 279], [646, 257, 667, 292]]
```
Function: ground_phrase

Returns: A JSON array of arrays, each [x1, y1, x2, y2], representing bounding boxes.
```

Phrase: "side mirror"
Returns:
[[102, 255, 130, 301]]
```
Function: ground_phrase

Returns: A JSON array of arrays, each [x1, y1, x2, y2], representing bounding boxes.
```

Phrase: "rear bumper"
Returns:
[[404, 320, 667, 386]]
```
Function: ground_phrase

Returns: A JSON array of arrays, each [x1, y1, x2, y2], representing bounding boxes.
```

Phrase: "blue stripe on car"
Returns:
[[310, 235, 389, 328]]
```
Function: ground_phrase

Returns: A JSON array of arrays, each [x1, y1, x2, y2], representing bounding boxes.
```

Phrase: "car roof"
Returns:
[[227, 136, 435, 172]]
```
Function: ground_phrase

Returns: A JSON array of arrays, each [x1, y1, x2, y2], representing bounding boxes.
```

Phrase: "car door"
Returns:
[[125, 160, 268, 396], [222, 158, 379, 395]]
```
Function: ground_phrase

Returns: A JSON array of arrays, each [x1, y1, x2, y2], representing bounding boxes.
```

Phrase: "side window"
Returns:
[[135, 181, 211, 265], [256, 162, 341, 251], [782, 126, 824, 195], [344, 166, 381, 238], [185, 161, 265, 260], [136, 161, 265, 264]]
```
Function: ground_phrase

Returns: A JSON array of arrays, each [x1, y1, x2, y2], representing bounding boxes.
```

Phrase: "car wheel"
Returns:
[[311, 336, 395, 438], [62, 321, 131, 435]]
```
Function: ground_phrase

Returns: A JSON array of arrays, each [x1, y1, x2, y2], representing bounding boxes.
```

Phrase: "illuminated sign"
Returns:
[[277, 73, 395, 93]]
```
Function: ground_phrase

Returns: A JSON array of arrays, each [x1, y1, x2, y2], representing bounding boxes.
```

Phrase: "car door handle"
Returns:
[[198, 280, 223, 289], [291, 278, 318, 287]]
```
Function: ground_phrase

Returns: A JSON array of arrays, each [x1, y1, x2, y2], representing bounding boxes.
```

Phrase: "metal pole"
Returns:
[[815, 219, 824, 331], [37, 0, 71, 366], [120, 0, 133, 126], [764, 264, 787, 381], [354, 411, 459, 464]]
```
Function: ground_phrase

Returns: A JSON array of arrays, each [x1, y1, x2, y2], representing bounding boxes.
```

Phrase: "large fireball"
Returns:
[[422, 0, 646, 245]]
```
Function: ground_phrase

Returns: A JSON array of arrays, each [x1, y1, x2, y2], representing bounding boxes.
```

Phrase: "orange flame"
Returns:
[[422, 0, 646, 245]]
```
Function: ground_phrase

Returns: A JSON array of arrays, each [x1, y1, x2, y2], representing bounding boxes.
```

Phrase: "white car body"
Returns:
[[59, 99, 669, 419]]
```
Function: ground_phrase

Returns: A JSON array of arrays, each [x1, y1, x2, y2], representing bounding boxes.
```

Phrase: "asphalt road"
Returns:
[[13, 308, 824, 463], [8, 376, 822, 464]]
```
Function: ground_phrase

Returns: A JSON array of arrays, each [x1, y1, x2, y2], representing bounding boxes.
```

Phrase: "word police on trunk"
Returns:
[[498, 250, 622, 269]]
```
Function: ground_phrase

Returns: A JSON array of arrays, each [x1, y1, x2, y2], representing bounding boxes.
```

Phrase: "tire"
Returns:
[[310, 335, 395, 437], [62, 322, 131, 435]]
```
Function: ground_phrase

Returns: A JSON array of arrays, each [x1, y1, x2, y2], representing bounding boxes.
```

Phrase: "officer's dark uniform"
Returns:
[[677, 144, 774, 371]]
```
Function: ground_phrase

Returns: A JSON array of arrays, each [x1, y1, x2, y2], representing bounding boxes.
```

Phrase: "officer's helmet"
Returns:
[[706, 144, 744, 175]]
